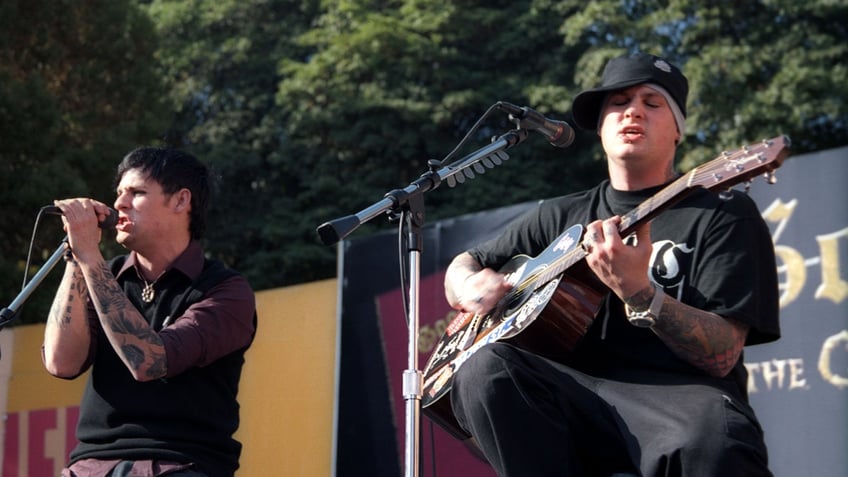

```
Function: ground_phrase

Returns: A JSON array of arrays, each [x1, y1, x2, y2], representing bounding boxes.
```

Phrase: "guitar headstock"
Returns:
[[688, 135, 791, 192]]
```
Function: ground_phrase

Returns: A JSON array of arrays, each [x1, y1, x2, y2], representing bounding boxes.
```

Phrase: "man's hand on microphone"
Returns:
[[52, 198, 110, 263]]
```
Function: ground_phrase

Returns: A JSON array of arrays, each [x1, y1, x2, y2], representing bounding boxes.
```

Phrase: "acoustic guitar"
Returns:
[[421, 135, 791, 439]]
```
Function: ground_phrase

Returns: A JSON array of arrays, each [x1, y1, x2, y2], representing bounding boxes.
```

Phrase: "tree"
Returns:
[[177, 0, 609, 289], [560, 0, 848, 168], [0, 0, 169, 325], [144, 0, 330, 289], [5, 0, 845, 315], [185, 0, 846, 292]]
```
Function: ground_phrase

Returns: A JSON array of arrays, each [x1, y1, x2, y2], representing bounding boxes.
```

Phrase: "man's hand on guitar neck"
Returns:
[[583, 216, 653, 302], [445, 252, 512, 314]]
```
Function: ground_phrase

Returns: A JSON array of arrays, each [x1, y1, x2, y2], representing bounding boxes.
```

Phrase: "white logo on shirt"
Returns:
[[649, 239, 694, 299]]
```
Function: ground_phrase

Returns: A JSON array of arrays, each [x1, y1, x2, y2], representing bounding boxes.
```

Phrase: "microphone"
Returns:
[[497, 101, 575, 148], [43, 205, 119, 229]]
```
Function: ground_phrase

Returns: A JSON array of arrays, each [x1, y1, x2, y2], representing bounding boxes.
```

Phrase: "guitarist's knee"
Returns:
[[452, 342, 549, 412]]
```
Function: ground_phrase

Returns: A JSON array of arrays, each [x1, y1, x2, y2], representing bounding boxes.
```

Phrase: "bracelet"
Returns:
[[625, 285, 664, 328]]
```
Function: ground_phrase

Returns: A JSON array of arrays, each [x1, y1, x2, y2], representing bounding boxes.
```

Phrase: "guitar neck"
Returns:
[[617, 174, 694, 236], [520, 136, 790, 295], [519, 179, 694, 291], [619, 135, 790, 236]]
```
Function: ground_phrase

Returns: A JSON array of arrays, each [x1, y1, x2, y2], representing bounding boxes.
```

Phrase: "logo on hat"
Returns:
[[654, 59, 672, 73]]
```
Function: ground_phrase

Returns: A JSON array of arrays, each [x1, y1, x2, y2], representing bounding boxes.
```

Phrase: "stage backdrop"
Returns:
[[337, 144, 848, 477]]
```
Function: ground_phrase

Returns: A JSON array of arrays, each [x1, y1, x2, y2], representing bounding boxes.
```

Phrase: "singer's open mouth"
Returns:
[[116, 216, 131, 230]]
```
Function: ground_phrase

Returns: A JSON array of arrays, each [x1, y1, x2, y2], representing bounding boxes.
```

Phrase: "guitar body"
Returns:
[[421, 224, 607, 438], [420, 136, 791, 440]]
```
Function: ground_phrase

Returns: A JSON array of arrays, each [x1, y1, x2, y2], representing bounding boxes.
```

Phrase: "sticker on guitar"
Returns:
[[423, 224, 585, 400], [424, 278, 561, 398]]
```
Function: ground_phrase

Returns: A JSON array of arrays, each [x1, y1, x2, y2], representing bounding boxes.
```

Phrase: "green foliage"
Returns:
[[143, 0, 328, 288], [270, 0, 607, 286], [2, 0, 846, 320], [560, 0, 848, 169], [0, 0, 169, 325], [147, 0, 607, 290]]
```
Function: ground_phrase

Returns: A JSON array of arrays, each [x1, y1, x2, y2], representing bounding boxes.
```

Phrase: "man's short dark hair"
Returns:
[[114, 147, 210, 240]]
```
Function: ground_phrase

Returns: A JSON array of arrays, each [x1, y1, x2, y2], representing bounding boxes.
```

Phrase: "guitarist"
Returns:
[[443, 53, 779, 477]]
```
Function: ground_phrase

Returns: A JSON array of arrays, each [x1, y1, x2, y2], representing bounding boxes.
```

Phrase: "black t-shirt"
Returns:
[[469, 179, 780, 400]]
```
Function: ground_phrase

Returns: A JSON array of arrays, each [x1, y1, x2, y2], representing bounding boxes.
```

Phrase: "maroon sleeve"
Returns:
[[159, 274, 256, 377]]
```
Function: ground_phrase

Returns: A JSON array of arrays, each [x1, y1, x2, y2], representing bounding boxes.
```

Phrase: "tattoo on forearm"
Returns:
[[653, 300, 744, 377], [67, 268, 88, 324], [49, 266, 88, 327], [145, 354, 167, 378], [87, 262, 167, 378], [122, 344, 145, 369], [109, 308, 159, 342]]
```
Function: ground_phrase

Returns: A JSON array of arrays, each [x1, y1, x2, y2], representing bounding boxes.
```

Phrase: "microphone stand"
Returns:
[[0, 237, 70, 358], [318, 127, 529, 477]]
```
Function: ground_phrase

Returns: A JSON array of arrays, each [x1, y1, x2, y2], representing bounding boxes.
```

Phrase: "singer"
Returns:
[[42, 147, 257, 477], [441, 53, 779, 476]]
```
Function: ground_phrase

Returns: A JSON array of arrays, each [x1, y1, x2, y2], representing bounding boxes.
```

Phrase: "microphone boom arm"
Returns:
[[316, 128, 529, 245]]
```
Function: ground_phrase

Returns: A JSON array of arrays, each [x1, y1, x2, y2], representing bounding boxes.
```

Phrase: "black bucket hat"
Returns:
[[571, 53, 689, 130]]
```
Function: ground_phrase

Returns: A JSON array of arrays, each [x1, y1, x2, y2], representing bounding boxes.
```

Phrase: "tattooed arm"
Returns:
[[78, 257, 168, 382], [585, 216, 748, 378], [624, 286, 749, 378], [44, 261, 95, 378], [44, 197, 167, 382], [45, 256, 168, 381]]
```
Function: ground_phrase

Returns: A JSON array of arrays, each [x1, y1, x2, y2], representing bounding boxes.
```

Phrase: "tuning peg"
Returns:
[[765, 171, 777, 184], [718, 189, 734, 201], [743, 180, 752, 194]]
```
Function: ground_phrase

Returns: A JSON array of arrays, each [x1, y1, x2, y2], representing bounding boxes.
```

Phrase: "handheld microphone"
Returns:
[[43, 205, 119, 229], [497, 101, 575, 148]]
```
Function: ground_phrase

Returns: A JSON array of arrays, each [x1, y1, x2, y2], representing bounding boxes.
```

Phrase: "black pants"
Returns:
[[450, 343, 772, 477]]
